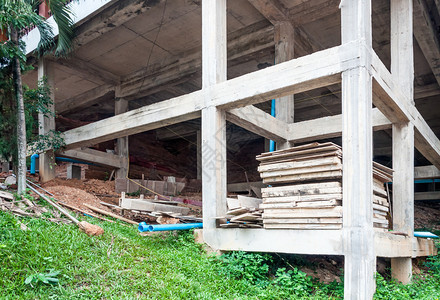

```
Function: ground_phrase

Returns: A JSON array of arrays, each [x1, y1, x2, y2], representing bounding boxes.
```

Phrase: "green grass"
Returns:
[[1, 210, 440, 299]]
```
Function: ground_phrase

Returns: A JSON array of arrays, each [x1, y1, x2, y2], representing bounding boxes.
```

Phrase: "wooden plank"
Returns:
[[263, 193, 343, 203], [263, 206, 342, 218], [259, 151, 342, 166], [260, 199, 340, 209], [260, 164, 342, 179], [83, 203, 138, 225], [226, 198, 240, 210], [0, 191, 14, 200], [258, 142, 335, 157], [264, 223, 342, 230], [263, 170, 342, 184], [231, 213, 261, 222], [237, 195, 262, 208], [263, 217, 342, 224], [257, 145, 340, 161], [258, 156, 341, 172]]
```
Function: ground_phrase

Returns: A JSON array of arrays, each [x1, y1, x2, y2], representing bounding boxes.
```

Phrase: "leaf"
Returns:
[[24, 275, 34, 285]]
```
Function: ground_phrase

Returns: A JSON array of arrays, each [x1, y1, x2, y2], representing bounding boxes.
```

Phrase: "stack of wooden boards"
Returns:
[[256, 142, 392, 230], [218, 195, 263, 228]]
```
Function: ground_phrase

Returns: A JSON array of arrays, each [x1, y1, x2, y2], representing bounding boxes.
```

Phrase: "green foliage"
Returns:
[[25, 269, 60, 287], [272, 267, 315, 297], [217, 251, 272, 285], [0, 0, 74, 56], [0, 74, 65, 166], [0, 210, 439, 299]]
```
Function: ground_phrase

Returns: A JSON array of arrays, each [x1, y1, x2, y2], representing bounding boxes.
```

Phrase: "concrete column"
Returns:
[[274, 22, 294, 150], [390, 0, 415, 283], [115, 98, 129, 179], [38, 58, 56, 182], [201, 0, 227, 249], [196, 130, 202, 180], [341, 0, 376, 298]]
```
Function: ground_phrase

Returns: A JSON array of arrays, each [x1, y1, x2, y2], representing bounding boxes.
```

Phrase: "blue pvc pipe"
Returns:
[[269, 99, 276, 152], [414, 231, 439, 239], [138, 222, 203, 232], [55, 157, 93, 165], [30, 154, 93, 174], [30, 154, 39, 174]]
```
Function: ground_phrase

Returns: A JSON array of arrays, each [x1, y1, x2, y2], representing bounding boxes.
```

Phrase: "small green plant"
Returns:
[[272, 267, 314, 297], [217, 251, 272, 285], [25, 269, 60, 287]]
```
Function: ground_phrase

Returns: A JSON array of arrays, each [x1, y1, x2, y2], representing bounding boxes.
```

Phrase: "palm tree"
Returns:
[[0, 0, 74, 193]]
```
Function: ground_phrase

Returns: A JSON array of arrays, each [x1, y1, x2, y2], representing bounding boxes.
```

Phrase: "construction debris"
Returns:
[[219, 195, 263, 228], [256, 142, 392, 230], [27, 183, 104, 236], [83, 203, 138, 225], [0, 190, 50, 219], [119, 192, 190, 215]]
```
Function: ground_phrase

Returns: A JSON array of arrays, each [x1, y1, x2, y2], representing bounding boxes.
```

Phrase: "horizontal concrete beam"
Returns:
[[62, 43, 359, 148], [58, 148, 124, 168]]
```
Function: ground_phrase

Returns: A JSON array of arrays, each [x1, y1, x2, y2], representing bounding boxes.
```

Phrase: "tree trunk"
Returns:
[[11, 28, 27, 194]]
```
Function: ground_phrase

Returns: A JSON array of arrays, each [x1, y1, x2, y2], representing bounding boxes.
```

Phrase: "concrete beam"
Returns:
[[288, 108, 391, 143], [414, 165, 440, 179], [59, 148, 123, 168], [226, 105, 288, 142], [56, 84, 114, 114]]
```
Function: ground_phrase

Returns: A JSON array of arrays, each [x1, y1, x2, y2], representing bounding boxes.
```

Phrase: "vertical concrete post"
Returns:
[[390, 0, 415, 284], [115, 98, 129, 179], [341, 0, 376, 298], [38, 58, 56, 182], [201, 0, 227, 249], [274, 22, 294, 150]]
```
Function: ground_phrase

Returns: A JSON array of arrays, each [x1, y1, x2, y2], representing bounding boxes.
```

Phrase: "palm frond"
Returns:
[[45, 0, 74, 57]]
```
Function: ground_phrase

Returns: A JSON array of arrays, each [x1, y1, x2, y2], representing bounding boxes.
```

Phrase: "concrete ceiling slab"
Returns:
[[142, 9, 202, 55], [74, 26, 139, 62], [123, 0, 201, 36], [89, 35, 170, 76]]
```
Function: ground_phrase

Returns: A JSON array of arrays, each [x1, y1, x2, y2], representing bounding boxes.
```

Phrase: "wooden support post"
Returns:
[[115, 98, 129, 179], [201, 0, 227, 248], [390, 0, 414, 284], [274, 22, 294, 150], [38, 58, 56, 182], [341, 1, 376, 298]]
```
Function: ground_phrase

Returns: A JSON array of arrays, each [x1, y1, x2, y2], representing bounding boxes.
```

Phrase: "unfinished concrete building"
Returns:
[[23, 0, 440, 298]]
